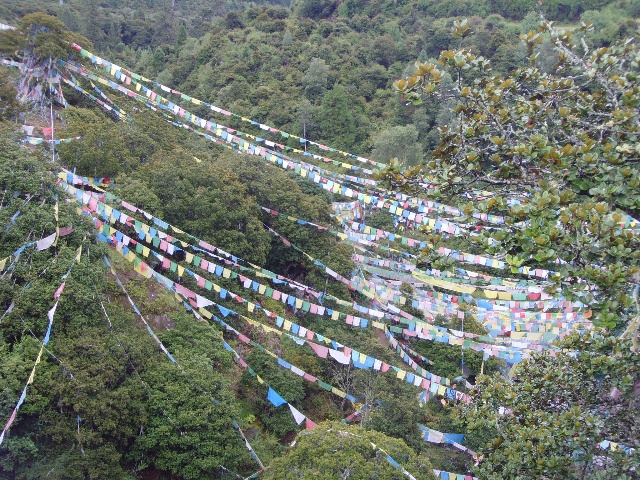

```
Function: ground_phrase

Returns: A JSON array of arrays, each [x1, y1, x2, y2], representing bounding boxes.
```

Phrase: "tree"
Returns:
[[318, 83, 368, 152], [303, 57, 329, 102], [293, 0, 336, 20], [455, 331, 640, 479], [0, 74, 23, 121], [296, 99, 318, 140], [263, 420, 437, 480], [239, 348, 306, 438], [371, 34, 397, 68], [384, 19, 640, 329], [371, 125, 424, 167], [0, 13, 90, 108], [124, 148, 273, 266], [57, 107, 135, 177], [282, 29, 293, 46]]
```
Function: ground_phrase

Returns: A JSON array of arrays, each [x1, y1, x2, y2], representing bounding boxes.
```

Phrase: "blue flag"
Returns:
[[266, 387, 286, 407]]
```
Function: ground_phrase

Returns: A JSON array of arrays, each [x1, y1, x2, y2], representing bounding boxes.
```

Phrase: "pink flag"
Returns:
[[54, 282, 66, 299], [308, 341, 328, 358]]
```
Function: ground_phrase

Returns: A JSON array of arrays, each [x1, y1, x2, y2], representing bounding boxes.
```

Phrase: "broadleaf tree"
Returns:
[[383, 17, 640, 331], [383, 15, 640, 480], [454, 331, 640, 479]]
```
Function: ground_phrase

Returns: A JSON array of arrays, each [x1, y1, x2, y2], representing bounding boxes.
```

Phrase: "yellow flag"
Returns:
[[75, 245, 82, 262], [332, 387, 346, 398], [28, 348, 44, 383]]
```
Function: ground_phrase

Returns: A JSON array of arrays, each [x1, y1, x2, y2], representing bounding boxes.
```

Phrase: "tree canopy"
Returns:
[[263, 420, 437, 480], [387, 18, 640, 330], [456, 331, 640, 479], [1, 4, 639, 480]]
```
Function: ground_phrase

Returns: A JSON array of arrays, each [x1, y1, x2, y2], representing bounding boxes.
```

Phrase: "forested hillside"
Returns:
[[0, 1, 639, 479]]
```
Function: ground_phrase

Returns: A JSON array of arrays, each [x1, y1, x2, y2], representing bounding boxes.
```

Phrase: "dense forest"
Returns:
[[0, 1, 639, 479]]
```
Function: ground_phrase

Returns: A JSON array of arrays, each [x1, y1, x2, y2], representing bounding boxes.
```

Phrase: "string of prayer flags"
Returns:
[[417, 424, 469, 449], [341, 218, 551, 279], [0, 237, 43, 273], [69, 42, 388, 170], [60, 58, 380, 189], [204, 308, 358, 404], [97, 223, 466, 402], [432, 470, 478, 480], [61, 179, 340, 309], [214, 326, 318, 431], [80, 190, 539, 363], [59, 169, 112, 189], [60, 75, 128, 120], [70, 178, 565, 356], [598, 440, 636, 455]]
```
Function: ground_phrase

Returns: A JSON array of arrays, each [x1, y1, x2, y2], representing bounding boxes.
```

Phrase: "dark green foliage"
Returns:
[[263, 420, 437, 480], [318, 84, 369, 152], [239, 348, 305, 437], [0, 3, 637, 479], [456, 332, 640, 479], [0, 73, 23, 121], [0, 123, 251, 479], [364, 375, 428, 451], [293, 0, 337, 20]]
